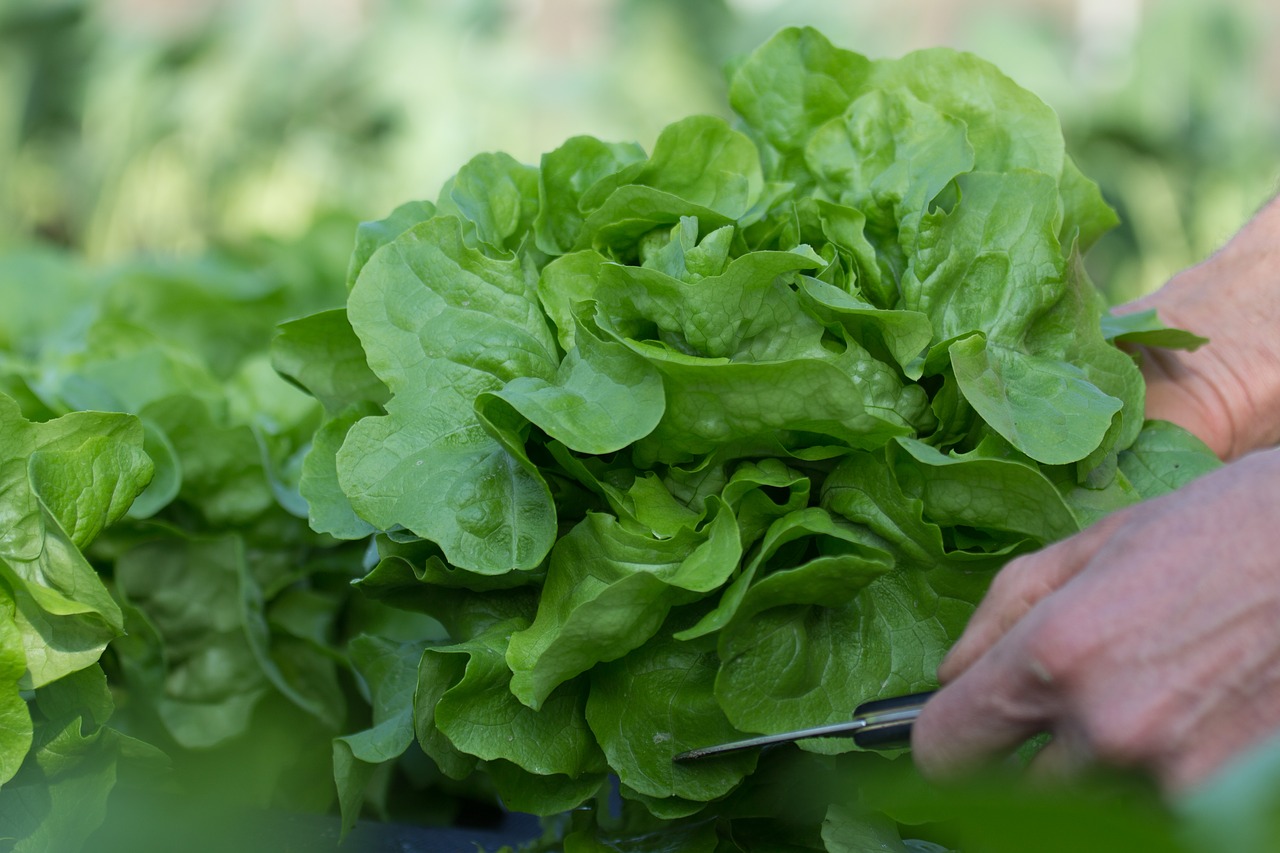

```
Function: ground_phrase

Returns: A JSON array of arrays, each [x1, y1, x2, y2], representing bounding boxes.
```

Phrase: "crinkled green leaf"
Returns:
[[905, 171, 1066, 349], [478, 313, 665, 455], [141, 394, 274, 526], [487, 759, 605, 816], [621, 335, 927, 466], [1119, 420, 1223, 498], [442, 152, 540, 253], [347, 199, 437, 289], [714, 566, 976, 740], [272, 308, 390, 414], [125, 418, 180, 519], [339, 216, 559, 572], [597, 248, 825, 361], [536, 136, 647, 255], [711, 450, 1005, 737], [34, 662, 112, 733], [720, 458, 812, 551], [577, 116, 761, 251], [797, 278, 933, 375], [807, 88, 975, 252], [1058, 156, 1120, 252], [867, 48, 1064, 179], [432, 621, 606, 779], [237, 544, 344, 731], [333, 636, 421, 836], [114, 535, 269, 748], [299, 407, 377, 540], [537, 249, 613, 352], [623, 116, 763, 221], [507, 503, 741, 709], [579, 186, 738, 254], [586, 629, 755, 803], [0, 605, 32, 785], [1, 396, 152, 556], [729, 25, 870, 156], [0, 717, 118, 853], [0, 398, 145, 687], [950, 334, 1123, 465], [640, 216, 735, 282], [678, 507, 884, 641], [890, 437, 1079, 541]]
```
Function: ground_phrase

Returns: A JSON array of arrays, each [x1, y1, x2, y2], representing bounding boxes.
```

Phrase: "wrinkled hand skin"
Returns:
[[911, 449, 1280, 792], [1125, 195, 1280, 460], [912, 196, 1280, 793]]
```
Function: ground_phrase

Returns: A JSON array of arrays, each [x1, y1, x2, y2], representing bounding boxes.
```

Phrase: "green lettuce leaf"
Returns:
[[338, 216, 559, 573]]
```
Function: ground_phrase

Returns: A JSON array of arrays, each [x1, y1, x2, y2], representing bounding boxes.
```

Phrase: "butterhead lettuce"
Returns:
[[276, 26, 1221, 845]]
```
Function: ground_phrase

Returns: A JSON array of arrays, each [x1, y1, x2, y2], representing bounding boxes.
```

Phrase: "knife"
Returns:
[[673, 690, 935, 762]]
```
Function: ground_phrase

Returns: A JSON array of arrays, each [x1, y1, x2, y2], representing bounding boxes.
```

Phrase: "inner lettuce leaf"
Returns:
[[280, 25, 1222, 838]]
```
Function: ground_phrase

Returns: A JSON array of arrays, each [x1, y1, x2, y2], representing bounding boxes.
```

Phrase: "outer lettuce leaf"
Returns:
[[1119, 420, 1223, 497], [347, 199, 437, 289], [298, 406, 378, 540], [432, 622, 606, 779], [866, 48, 1064, 180], [272, 308, 390, 415], [586, 628, 756, 803], [949, 334, 1123, 466], [333, 636, 420, 836], [415, 618, 607, 815], [338, 216, 559, 573]]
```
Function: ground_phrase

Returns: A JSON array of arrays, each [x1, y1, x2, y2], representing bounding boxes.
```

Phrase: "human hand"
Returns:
[[1119, 197, 1280, 460], [910, 448, 1280, 793]]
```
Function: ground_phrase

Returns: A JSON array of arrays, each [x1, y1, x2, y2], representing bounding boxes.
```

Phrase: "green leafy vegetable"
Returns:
[[258, 24, 1224, 850]]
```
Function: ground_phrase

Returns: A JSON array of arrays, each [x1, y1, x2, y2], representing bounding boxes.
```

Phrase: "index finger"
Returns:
[[913, 614, 1059, 779]]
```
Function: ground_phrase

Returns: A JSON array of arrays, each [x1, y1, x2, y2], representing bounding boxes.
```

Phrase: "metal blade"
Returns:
[[672, 719, 867, 762]]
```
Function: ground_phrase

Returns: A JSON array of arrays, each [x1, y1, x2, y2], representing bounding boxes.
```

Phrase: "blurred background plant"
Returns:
[[1, 0, 1277, 301]]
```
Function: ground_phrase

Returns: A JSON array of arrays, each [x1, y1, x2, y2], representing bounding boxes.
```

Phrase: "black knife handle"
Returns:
[[851, 690, 936, 750]]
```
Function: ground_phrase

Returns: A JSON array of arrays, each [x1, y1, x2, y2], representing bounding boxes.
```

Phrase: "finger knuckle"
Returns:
[[1081, 706, 1162, 767], [1022, 608, 1099, 687], [986, 558, 1048, 609]]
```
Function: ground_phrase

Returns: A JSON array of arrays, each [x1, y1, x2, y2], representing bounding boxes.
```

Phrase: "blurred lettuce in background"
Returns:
[[1, 0, 1277, 301]]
